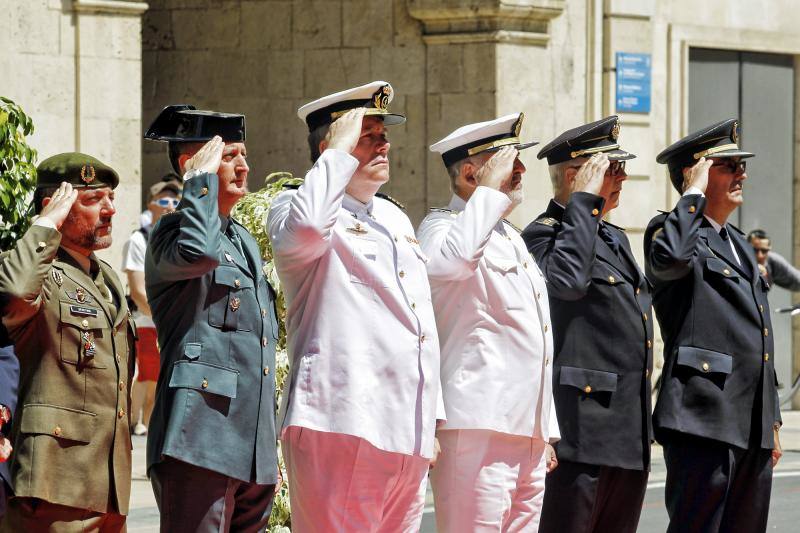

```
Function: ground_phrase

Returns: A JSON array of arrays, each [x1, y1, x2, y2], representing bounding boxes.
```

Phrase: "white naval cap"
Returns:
[[297, 80, 406, 132], [429, 113, 538, 167]]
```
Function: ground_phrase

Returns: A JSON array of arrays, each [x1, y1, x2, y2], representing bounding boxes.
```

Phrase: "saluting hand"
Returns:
[[39, 181, 78, 230], [474, 146, 519, 191], [682, 156, 713, 194], [571, 153, 610, 196], [184, 135, 224, 177], [325, 108, 366, 154]]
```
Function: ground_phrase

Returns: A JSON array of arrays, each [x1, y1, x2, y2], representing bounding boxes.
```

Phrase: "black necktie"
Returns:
[[719, 227, 729, 241], [598, 223, 620, 256]]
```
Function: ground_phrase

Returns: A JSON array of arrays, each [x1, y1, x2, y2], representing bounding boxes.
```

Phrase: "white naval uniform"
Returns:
[[418, 187, 559, 532], [267, 148, 444, 532]]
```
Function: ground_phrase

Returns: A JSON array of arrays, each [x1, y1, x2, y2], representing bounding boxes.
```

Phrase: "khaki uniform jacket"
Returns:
[[0, 224, 135, 514]]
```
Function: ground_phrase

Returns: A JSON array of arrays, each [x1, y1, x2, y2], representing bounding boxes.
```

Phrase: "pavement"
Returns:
[[127, 410, 800, 532]]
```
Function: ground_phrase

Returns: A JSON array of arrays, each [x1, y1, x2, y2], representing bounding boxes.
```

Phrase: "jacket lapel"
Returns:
[[728, 226, 756, 282], [55, 251, 113, 325], [616, 233, 644, 286], [595, 234, 634, 283], [98, 258, 128, 328], [700, 224, 750, 279]]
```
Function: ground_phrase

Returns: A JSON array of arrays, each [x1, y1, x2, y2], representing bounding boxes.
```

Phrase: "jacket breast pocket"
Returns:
[[58, 301, 108, 368], [484, 254, 525, 309], [347, 235, 389, 287], [591, 264, 627, 289], [704, 257, 741, 284], [20, 403, 96, 444], [559, 366, 618, 396], [675, 346, 732, 377], [208, 266, 254, 331]]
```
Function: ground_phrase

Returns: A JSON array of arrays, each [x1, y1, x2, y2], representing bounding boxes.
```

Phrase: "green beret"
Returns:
[[36, 152, 120, 190]]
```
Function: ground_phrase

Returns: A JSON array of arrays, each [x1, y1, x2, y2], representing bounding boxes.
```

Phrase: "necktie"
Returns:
[[598, 223, 620, 256], [227, 222, 246, 258], [719, 227, 729, 241], [90, 259, 117, 313]]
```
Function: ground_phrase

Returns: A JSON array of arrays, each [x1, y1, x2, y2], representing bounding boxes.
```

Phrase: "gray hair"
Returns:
[[446, 154, 486, 193], [548, 161, 571, 196], [307, 124, 331, 163]]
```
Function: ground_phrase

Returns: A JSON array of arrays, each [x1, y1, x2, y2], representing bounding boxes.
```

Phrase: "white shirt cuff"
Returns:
[[683, 186, 704, 197], [33, 217, 57, 230]]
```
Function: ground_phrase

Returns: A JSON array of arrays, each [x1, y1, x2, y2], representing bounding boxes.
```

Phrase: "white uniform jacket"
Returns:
[[267, 149, 444, 459], [418, 187, 559, 442]]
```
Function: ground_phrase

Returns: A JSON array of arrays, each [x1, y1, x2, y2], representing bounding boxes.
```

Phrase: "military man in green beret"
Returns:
[[0, 153, 135, 532]]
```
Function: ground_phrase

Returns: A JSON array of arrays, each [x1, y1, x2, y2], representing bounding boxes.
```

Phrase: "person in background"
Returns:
[[0, 324, 19, 519], [122, 180, 182, 436], [747, 228, 800, 291]]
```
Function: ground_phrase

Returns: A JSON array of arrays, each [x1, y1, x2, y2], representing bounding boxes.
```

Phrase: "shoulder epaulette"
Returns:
[[534, 216, 560, 227], [429, 207, 458, 218], [503, 219, 522, 233], [657, 210, 669, 215], [376, 192, 405, 210], [604, 220, 627, 232], [282, 182, 301, 190]]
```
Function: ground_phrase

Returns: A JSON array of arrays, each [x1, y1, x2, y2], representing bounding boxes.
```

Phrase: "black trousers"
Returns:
[[0, 479, 8, 520], [662, 433, 773, 533], [539, 459, 648, 533], [151, 457, 275, 533]]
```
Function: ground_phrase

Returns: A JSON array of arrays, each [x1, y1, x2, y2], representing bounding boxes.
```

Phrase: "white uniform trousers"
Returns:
[[431, 429, 548, 532], [282, 426, 429, 533]]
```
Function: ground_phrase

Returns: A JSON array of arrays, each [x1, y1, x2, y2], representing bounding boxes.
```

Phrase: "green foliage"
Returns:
[[232, 171, 302, 532], [0, 97, 37, 251]]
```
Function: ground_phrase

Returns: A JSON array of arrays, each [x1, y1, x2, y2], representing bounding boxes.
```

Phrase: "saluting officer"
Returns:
[[419, 114, 559, 532], [522, 116, 654, 533], [646, 119, 781, 533], [144, 107, 279, 532], [267, 81, 444, 532], [0, 154, 135, 532]]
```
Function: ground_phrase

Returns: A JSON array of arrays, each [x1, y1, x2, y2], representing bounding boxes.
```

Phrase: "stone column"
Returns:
[[72, 0, 149, 269], [408, 0, 589, 225]]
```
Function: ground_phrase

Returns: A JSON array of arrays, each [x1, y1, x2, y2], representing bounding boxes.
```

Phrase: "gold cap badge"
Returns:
[[610, 121, 620, 141], [80, 164, 96, 184], [372, 85, 392, 111], [731, 121, 740, 144]]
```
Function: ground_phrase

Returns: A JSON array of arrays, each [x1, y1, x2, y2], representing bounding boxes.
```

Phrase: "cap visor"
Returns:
[[374, 112, 406, 126], [606, 149, 636, 161], [706, 149, 754, 160]]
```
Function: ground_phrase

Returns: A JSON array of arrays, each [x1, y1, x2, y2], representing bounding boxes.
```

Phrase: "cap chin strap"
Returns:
[[693, 143, 739, 160], [467, 136, 520, 156], [570, 144, 619, 159]]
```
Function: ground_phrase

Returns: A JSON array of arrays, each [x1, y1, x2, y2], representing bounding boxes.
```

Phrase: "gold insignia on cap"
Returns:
[[731, 121, 739, 144], [373, 85, 392, 111], [80, 164, 96, 184], [51, 269, 63, 286], [610, 121, 620, 141], [513, 113, 524, 137]]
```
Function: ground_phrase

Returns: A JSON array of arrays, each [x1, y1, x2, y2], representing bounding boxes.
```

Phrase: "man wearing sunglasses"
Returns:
[[747, 229, 800, 291], [522, 116, 654, 533], [646, 119, 781, 532], [121, 180, 182, 437]]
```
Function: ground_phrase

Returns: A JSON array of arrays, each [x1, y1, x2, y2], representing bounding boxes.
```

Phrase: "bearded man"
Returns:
[[0, 153, 135, 532]]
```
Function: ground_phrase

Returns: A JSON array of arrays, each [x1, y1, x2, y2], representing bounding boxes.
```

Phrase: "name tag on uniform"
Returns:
[[70, 305, 99, 317]]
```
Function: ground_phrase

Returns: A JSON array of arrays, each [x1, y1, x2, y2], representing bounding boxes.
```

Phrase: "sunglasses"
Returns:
[[711, 159, 747, 174], [753, 247, 771, 254], [569, 160, 626, 176], [153, 197, 180, 208]]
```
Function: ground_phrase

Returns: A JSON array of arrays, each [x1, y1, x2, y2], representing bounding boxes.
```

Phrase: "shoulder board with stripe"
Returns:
[[534, 216, 560, 227], [604, 220, 627, 232], [281, 182, 301, 190], [376, 192, 405, 210], [429, 207, 457, 218]]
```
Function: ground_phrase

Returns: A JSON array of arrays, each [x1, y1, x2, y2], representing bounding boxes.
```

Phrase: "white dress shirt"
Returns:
[[267, 149, 444, 459], [417, 187, 560, 442]]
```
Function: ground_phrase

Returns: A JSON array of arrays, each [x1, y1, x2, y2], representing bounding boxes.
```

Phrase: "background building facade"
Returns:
[[4, 0, 799, 403]]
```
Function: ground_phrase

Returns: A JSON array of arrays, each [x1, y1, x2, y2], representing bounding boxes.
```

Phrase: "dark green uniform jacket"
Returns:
[[145, 172, 279, 484], [0, 225, 135, 514]]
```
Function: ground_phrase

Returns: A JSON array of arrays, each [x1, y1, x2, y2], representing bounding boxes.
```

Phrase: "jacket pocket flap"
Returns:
[[214, 266, 254, 289], [704, 257, 739, 279], [20, 404, 96, 443], [169, 360, 238, 398], [59, 301, 106, 329], [559, 366, 618, 392], [676, 346, 732, 374], [484, 255, 518, 273], [591, 264, 625, 285]]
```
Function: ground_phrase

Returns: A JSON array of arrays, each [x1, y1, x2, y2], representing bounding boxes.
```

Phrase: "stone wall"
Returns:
[[1, 0, 147, 271]]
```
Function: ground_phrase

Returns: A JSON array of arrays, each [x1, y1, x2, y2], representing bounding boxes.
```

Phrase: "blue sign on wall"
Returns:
[[616, 52, 651, 114]]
